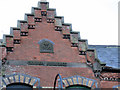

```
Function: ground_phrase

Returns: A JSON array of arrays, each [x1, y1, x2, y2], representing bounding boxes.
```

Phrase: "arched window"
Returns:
[[1, 73, 40, 90], [38, 39, 54, 53], [66, 85, 91, 90], [6, 83, 33, 90]]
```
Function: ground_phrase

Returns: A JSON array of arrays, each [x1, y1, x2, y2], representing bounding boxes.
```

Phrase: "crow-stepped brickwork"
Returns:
[[0, 0, 120, 89]]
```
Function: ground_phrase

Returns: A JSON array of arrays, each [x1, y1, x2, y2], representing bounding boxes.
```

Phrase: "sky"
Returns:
[[0, 0, 119, 45]]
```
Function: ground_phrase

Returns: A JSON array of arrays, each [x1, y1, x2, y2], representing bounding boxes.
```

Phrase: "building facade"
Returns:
[[0, 0, 120, 89]]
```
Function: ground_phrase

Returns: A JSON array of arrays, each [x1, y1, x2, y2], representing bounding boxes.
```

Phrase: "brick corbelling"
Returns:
[[6, 65, 100, 87]]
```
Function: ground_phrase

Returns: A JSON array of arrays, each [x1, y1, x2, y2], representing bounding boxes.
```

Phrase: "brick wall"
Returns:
[[7, 17, 86, 63]]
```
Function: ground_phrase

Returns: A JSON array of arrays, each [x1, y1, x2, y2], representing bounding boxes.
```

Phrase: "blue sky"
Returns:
[[0, 0, 119, 45]]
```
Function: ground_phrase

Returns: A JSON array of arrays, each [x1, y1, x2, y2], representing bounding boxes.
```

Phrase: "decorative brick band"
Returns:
[[7, 60, 88, 67]]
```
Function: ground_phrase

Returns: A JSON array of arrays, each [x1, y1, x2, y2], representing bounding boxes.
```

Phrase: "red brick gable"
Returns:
[[6, 17, 86, 63], [0, 0, 119, 89]]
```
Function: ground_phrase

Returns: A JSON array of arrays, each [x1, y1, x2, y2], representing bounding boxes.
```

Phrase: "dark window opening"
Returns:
[[35, 18, 42, 22], [47, 18, 54, 23], [79, 51, 86, 55], [14, 39, 20, 44], [6, 47, 13, 52], [21, 32, 28, 36], [63, 35, 70, 39], [6, 83, 33, 90], [71, 43, 78, 47], [66, 85, 91, 90], [41, 11, 47, 16], [55, 26, 62, 31], [28, 24, 35, 29]]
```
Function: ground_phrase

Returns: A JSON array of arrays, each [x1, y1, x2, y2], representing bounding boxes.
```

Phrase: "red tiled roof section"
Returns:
[[7, 65, 99, 87]]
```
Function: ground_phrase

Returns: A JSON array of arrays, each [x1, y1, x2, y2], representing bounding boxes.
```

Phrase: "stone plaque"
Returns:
[[38, 39, 54, 53]]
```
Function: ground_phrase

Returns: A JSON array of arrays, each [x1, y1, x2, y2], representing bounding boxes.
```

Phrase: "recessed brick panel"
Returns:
[[6, 37, 14, 47], [47, 10, 55, 18], [34, 9, 42, 18], [62, 25, 71, 35], [21, 23, 28, 32], [13, 30, 21, 39], [27, 16, 35, 24], [70, 34, 79, 44]]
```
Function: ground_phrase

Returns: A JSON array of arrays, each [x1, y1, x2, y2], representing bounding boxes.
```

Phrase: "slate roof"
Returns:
[[89, 45, 120, 69]]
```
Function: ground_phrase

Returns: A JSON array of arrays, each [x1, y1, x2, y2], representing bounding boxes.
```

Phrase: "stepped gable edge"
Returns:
[[0, 0, 119, 85], [0, 0, 106, 71], [0, 0, 101, 65]]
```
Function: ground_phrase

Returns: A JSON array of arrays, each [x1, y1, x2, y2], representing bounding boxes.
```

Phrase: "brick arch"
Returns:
[[1, 73, 40, 89], [58, 75, 98, 89]]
